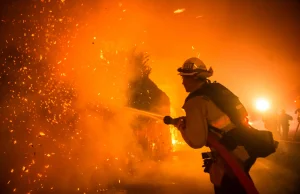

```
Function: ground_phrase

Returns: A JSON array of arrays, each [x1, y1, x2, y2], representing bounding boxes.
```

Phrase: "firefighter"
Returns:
[[296, 108, 300, 122], [294, 96, 300, 140], [279, 109, 293, 140], [294, 108, 300, 140], [174, 57, 255, 194]]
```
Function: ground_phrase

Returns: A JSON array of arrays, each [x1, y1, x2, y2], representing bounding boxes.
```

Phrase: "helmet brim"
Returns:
[[177, 68, 213, 77], [178, 72, 198, 76]]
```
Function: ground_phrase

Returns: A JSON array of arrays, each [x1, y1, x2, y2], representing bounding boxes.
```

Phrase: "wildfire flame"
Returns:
[[169, 107, 185, 152]]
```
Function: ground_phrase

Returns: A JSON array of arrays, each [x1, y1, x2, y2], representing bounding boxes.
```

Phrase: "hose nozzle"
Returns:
[[163, 116, 182, 125]]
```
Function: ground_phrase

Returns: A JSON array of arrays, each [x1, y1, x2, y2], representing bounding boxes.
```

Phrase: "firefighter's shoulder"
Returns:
[[183, 95, 210, 109]]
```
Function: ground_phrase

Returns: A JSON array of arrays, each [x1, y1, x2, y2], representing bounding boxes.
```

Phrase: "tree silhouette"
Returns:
[[127, 51, 171, 159]]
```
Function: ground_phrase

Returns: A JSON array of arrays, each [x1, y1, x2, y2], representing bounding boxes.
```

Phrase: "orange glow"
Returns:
[[1, 0, 300, 193], [168, 106, 186, 152], [255, 98, 270, 112]]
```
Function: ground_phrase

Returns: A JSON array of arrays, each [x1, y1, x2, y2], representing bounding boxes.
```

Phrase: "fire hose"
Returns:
[[124, 107, 259, 193], [164, 116, 259, 194]]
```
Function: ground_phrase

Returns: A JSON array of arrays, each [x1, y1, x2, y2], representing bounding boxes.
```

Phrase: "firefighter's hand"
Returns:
[[175, 117, 186, 131]]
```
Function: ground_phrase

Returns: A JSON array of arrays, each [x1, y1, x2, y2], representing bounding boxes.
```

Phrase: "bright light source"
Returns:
[[255, 98, 270, 112]]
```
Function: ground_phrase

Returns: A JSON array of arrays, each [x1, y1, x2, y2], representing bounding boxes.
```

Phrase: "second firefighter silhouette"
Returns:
[[279, 110, 293, 140]]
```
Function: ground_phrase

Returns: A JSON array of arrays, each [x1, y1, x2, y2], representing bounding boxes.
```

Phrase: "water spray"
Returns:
[[124, 107, 181, 126], [124, 107, 165, 121]]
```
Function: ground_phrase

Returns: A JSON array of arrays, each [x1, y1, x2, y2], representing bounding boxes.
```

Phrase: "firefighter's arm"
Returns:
[[179, 97, 208, 149], [178, 96, 234, 149]]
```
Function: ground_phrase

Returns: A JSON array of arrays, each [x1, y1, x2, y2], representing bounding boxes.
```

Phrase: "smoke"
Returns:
[[0, 1, 198, 193], [3, 0, 300, 193], [0, 1, 158, 193]]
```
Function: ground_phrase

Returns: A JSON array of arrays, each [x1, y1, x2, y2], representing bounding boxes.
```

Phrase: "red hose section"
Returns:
[[207, 132, 259, 194]]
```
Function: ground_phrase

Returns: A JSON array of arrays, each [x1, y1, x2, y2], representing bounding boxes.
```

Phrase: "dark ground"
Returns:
[[1, 140, 299, 194], [123, 141, 300, 194], [116, 141, 300, 194], [120, 140, 300, 194], [92, 141, 300, 194]]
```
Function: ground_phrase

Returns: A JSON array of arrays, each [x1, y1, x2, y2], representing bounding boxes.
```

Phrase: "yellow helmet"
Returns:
[[177, 57, 213, 78]]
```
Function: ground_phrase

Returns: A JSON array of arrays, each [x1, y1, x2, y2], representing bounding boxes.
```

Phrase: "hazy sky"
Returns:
[[103, 0, 300, 111]]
